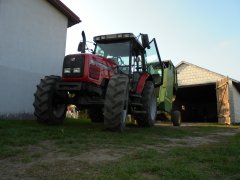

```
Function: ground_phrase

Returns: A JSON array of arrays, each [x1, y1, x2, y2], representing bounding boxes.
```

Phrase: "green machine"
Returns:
[[157, 60, 181, 126]]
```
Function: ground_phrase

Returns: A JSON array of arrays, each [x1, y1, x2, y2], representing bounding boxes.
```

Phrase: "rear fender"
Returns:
[[136, 73, 151, 94]]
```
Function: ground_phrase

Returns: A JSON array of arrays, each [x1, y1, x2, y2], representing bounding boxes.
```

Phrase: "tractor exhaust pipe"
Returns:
[[78, 31, 86, 53]]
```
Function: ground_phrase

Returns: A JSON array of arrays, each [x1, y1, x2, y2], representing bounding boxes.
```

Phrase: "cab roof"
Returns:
[[93, 33, 144, 50]]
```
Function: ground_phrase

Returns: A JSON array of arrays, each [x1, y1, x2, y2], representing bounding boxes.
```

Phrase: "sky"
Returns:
[[61, 0, 240, 80]]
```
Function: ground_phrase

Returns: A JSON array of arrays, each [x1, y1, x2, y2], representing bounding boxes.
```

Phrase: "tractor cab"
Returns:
[[92, 33, 164, 88]]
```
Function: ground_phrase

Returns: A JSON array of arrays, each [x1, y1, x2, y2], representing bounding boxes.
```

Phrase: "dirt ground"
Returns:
[[1, 124, 240, 179]]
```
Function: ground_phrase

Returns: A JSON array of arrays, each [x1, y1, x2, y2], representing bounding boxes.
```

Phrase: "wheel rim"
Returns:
[[122, 110, 127, 125], [149, 94, 157, 121], [120, 90, 129, 129]]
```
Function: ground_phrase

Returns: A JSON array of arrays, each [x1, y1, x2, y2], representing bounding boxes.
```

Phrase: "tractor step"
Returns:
[[130, 94, 142, 98], [132, 110, 146, 114], [131, 102, 143, 107]]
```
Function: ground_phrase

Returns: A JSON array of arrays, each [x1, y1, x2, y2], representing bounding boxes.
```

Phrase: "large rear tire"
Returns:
[[33, 75, 67, 125], [104, 74, 129, 131], [135, 81, 157, 127]]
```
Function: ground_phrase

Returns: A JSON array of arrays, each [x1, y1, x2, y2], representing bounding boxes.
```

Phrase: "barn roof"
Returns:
[[176, 61, 240, 90], [47, 0, 81, 27], [176, 61, 226, 79]]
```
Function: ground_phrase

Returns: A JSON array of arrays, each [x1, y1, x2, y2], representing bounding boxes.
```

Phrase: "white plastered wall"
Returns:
[[0, 0, 68, 117]]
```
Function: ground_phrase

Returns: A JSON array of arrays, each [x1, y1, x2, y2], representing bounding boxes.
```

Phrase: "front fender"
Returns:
[[136, 72, 151, 94]]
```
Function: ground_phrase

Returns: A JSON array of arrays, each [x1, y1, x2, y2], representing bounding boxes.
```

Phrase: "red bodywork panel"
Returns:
[[136, 72, 150, 94], [62, 54, 117, 86]]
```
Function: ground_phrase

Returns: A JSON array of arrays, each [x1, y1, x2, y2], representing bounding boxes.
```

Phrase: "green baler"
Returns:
[[157, 60, 181, 126]]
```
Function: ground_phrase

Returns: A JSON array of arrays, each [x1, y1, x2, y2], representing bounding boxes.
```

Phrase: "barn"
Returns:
[[175, 61, 240, 124], [0, 0, 80, 118]]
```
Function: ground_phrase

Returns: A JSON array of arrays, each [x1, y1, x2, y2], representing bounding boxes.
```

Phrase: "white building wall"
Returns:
[[177, 63, 225, 86], [229, 82, 240, 123], [0, 0, 68, 117], [228, 81, 235, 123]]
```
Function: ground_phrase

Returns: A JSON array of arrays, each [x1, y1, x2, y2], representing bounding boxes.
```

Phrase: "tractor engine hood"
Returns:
[[62, 53, 118, 85]]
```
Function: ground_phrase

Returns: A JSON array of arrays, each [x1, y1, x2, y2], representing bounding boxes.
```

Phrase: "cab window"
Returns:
[[145, 39, 163, 85]]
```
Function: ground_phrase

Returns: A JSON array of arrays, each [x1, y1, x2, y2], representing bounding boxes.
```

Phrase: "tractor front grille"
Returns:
[[62, 55, 84, 78]]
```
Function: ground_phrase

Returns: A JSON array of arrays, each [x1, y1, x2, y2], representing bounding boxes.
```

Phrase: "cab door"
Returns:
[[144, 39, 163, 86]]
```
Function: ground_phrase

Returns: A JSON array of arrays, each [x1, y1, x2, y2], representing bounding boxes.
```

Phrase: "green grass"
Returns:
[[0, 117, 239, 179], [0, 118, 227, 156], [77, 134, 240, 180]]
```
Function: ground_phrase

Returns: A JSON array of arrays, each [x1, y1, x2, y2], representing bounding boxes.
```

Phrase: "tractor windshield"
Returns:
[[95, 42, 130, 73]]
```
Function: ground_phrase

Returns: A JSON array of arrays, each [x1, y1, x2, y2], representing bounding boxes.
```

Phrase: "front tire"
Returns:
[[171, 110, 181, 126], [135, 81, 157, 127], [104, 74, 129, 131], [33, 75, 67, 125]]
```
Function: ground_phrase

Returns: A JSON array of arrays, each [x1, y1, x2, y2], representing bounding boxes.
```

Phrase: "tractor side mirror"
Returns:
[[141, 34, 150, 49], [78, 31, 86, 53]]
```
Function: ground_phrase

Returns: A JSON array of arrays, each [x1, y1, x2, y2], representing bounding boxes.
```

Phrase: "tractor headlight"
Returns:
[[64, 68, 71, 73], [73, 68, 81, 73]]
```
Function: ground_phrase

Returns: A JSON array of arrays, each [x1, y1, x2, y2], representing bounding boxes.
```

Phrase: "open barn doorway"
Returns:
[[174, 84, 218, 122]]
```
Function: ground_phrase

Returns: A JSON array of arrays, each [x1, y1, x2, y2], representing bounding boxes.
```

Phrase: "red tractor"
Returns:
[[33, 32, 165, 131]]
